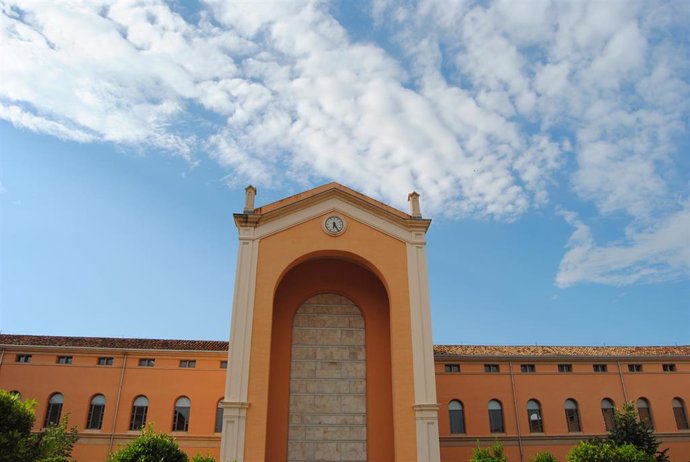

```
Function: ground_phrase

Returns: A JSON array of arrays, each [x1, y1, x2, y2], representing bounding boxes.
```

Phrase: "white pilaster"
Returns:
[[221, 226, 259, 462], [406, 235, 441, 462]]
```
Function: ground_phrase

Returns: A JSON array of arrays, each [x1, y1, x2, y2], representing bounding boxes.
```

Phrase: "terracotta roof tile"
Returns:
[[434, 344, 690, 358], [2, 335, 687, 358], [0, 334, 228, 352]]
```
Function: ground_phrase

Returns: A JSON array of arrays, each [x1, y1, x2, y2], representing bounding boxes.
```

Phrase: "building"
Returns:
[[1, 183, 689, 462], [1, 336, 689, 461]]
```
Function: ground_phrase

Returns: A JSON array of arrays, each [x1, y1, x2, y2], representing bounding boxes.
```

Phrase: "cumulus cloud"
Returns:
[[375, 0, 689, 285], [556, 208, 690, 287], [0, 0, 688, 286]]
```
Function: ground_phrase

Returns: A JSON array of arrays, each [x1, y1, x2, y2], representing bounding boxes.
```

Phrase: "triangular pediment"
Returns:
[[234, 182, 430, 240]]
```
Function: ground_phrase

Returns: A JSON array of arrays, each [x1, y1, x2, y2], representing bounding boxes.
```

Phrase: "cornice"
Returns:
[[233, 187, 431, 235]]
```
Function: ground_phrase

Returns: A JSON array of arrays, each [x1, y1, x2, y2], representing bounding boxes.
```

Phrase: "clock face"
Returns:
[[324, 216, 345, 235]]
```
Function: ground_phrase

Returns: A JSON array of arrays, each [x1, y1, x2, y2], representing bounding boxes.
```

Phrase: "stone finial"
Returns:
[[408, 191, 422, 218], [244, 185, 257, 212]]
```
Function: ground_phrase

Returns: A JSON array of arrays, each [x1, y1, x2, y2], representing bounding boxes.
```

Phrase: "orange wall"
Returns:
[[435, 359, 690, 461], [243, 213, 419, 460], [0, 349, 225, 461], [1, 349, 688, 461]]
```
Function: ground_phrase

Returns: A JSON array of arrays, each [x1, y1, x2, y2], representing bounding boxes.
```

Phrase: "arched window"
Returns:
[[172, 397, 191, 432], [44, 393, 63, 427], [527, 399, 543, 433], [601, 398, 616, 431], [86, 394, 106, 430], [488, 399, 504, 433], [10, 390, 21, 399], [449, 400, 465, 434], [215, 399, 224, 433], [637, 398, 654, 429], [673, 398, 689, 430], [565, 399, 581, 432], [129, 396, 148, 431]]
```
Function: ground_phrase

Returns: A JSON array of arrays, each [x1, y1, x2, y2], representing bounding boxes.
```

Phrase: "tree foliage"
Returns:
[[0, 390, 39, 462], [608, 402, 657, 453], [107, 425, 188, 462], [36, 417, 79, 462], [567, 439, 652, 462], [529, 452, 558, 462], [470, 441, 508, 462], [608, 402, 669, 462], [0, 390, 78, 462], [191, 455, 216, 462], [107, 426, 218, 462]]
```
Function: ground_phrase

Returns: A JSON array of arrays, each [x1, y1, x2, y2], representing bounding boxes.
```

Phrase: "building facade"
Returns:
[[1, 336, 689, 461], [1, 184, 689, 461]]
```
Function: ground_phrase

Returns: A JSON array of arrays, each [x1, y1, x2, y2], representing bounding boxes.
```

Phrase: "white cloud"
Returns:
[[556, 208, 690, 287], [0, 0, 688, 286], [0, 0, 234, 157], [0, 103, 96, 142]]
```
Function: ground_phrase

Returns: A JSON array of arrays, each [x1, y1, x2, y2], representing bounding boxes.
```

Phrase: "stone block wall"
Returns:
[[288, 294, 367, 462]]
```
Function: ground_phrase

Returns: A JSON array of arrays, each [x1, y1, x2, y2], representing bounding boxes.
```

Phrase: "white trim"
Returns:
[[253, 198, 423, 244], [221, 401, 248, 462], [221, 227, 259, 462], [415, 405, 442, 462], [407, 241, 441, 461]]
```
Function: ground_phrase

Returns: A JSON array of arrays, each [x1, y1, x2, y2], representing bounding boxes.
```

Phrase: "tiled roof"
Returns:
[[2, 335, 688, 357], [0, 334, 228, 352], [434, 344, 690, 358]]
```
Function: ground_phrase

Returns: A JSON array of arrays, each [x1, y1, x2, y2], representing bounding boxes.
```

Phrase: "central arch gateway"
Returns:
[[269, 258, 393, 461], [221, 183, 440, 462]]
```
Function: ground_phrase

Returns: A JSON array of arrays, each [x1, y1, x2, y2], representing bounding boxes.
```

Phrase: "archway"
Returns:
[[265, 257, 394, 461]]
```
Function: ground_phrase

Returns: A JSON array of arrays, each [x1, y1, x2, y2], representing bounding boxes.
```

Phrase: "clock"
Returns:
[[323, 215, 346, 235]]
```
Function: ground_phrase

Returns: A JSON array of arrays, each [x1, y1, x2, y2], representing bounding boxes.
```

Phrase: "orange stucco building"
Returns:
[[1, 183, 689, 462]]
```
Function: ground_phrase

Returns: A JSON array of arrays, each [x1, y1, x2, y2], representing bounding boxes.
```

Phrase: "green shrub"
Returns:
[[191, 454, 216, 462], [107, 425, 188, 462], [469, 441, 508, 462], [567, 440, 653, 462], [617, 444, 657, 462], [530, 452, 558, 462]]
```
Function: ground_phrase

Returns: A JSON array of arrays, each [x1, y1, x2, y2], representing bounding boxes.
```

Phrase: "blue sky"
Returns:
[[1, 0, 688, 346]]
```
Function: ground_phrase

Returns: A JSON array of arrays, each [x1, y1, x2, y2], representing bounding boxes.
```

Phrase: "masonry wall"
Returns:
[[287, 294, 368, 461]]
